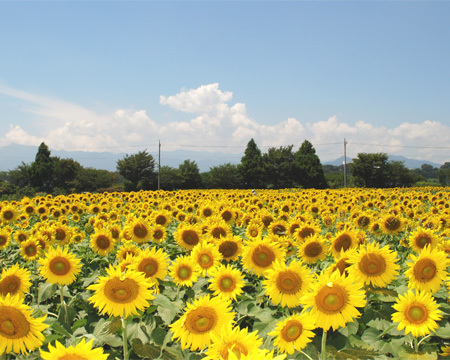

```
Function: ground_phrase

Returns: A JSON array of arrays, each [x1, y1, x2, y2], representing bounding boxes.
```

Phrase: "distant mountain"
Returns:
[[0, 144, 441, 173], [0, 145, 243, 173], [324, 155, 441, 169]]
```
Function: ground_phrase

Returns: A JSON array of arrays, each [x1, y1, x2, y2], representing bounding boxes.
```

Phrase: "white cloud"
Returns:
[[0, 83, 449, 164]]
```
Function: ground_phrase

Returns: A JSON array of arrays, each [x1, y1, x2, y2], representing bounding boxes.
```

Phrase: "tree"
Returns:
[[438, 162, 450, 186], [73, 168, 117, 193], [8, 162, 32, 188], [237, 139, 265, 189], [202, 163, 244, 189], [387, 161, 418, 187], [159, 166, 181, 191], [294, 140, 328, 189], [178, 160, 202, 189], [52, 157, 82, 192], [414, 164, 439, 180], [350, 153, 390, 188], [29, 142, 54, 192], [116, 150, 156, 191], [262, 146, 296, 189]]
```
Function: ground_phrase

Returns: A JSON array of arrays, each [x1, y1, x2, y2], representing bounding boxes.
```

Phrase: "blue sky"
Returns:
[[0, 1, 449, 164]]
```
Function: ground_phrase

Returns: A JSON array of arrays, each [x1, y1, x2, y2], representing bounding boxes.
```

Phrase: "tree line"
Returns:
[[1, 140, 449, 198]]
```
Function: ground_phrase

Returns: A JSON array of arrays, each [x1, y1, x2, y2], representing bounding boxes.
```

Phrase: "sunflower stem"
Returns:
[[417, 334, 431, 349], [300, 350, 314, 360], [122, 316, 129, 360], [59, 284, 65, 305], [321, 330, 328, 360], [414, 336, 419, 353]]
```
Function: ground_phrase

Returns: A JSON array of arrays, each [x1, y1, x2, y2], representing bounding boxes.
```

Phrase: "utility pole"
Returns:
[[158, 140, 161, 190], [343, 138, 347, 188]]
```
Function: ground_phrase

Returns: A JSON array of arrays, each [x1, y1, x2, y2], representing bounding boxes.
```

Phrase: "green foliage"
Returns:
[[294, 140, 328, 189], [238, 138, 265, 189], [159, 165, 181, 190], [29, 142, 54, 192], [351, 153, 390, 188], [202, 163, 244, 189], [178, 160, 202, 189], [73, 167, 118, 193], [262, 145, 296, 189], [116, 150, 157, 191], [438, 162, 450, 186]]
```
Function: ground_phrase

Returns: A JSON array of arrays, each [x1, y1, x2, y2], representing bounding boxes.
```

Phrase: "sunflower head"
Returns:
[[38, 246, 82, 285]]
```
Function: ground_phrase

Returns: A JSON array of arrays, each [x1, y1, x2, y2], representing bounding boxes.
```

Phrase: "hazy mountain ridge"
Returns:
[[0, 145, 442, 173]]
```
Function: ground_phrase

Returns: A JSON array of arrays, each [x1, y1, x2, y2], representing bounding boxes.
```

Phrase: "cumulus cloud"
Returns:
[[0, 83, 449, 164]]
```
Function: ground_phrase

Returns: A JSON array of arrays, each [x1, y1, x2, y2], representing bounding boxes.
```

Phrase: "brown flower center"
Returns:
[[316, 283, 348, 314], [182, 230, 199, 246], [49, 257, 71, 276], [276, 270, 302, 295], [219, 276, 236, 292], [251, 245, 275, 268], [405, 302, 428, 324], [413, 258, 437, 282], [104, 277, 139, 304], [281, 320, 303, 342], [0, 306, 30, 339], [219, 241, 238, 259], [304, 242, 322, 258], [139, 258, 159, 277], [358, 253, 386, 276], [185, 306, 216, 334]]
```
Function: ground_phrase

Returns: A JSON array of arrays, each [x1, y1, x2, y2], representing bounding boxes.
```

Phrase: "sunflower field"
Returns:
[[1, 187, 450, 360]]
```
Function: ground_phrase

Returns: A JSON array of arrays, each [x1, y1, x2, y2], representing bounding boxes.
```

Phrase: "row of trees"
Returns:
[[1, 140, 449, 197]]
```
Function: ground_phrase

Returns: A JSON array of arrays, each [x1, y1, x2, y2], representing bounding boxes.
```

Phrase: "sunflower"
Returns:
[[125, 217, 152, 244], [391, 290, 442, 337], [169, 255, 201, 287], [216, 235, 243, 262], [0, 293, 48, 355], [38, 246, 82, 285], [208, 264, 245, 301], [174, 223, 203, 251], [347, 242, 400, 288], [206, 218, 231, 240], [268, 312, 316, 354], [438, 239, 450, 258], [40, 338, 108, 360], [129, 247, 169, 282], [151, 224, 167, 243], [20, 239, 42, 261], [51, 223, 73, 246], [152, 209, 172, 227], [300, 269, 366, 331], [88, 265, 155, 318], [404, 246, 449, 294], [245, 220, 264, 240], [0, 264, 32, 298], [380, 213, 404, 235], [294, 222, 322, 242], [263, 260, 314, 308], [268, 219, 289, 237], [440, 345, 450, 357], [408, 228, 438, 253], [296, 234, 329, 264], [354, 213, 372, 230], [204, 322, 263, 360], [90, 229, 115, 256], [241, 237, 286, 276], [116, 242, 141, 262], [330, 228, 359, 258], [13, 229, 29, 245], [170, 294, 235, 351], [220, 207, 236, 225], [191, 241, 222, 276], [1, 205, 17, 224], [0, 227, 11, 250]]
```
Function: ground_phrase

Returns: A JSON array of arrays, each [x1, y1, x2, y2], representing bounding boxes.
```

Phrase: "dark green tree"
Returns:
[[438, 162, 450, 186], [52, 157, 82, 192], [414, 164, 439, 180], [73, 168, 117, 193], [179, 160, 202, 189], [116, 150, 156, 191], [159, 166, 181, 191], [262, 145, 296, 189], [237, 139, 265, 189], [294, 140, 328, 189], [202, 163, 244, 189], [350, 153, 390, 188], [387, 161, 418, 187], [29, 142, 54, 192], [8, 162, 32, 188]]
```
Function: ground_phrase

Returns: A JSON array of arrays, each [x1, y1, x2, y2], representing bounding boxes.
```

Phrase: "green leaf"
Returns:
[[397, 346, 438, 360], [71, 318, 87, 333], [339, 320, 359, 336], [51, 320, 71, 338], [38, 282, 58, 303], [58, 303, 77, 333], [327, 346, 385, 360], [151, 327, 168, 346], [434, 322, 450, 339], [153, 294, 182, 325], [132, 338, 177, 360]]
